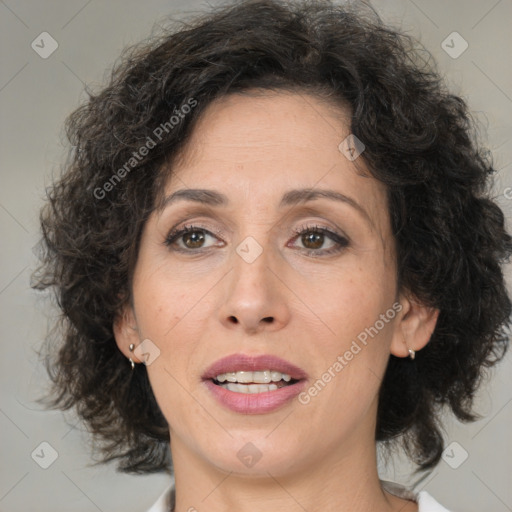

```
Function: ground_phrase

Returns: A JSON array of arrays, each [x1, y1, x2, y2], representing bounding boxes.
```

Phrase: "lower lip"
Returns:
[[203, 379, 307, 414]]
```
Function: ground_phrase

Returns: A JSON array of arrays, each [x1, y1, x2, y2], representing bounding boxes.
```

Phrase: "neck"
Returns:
[[169, 407, 415, 512]]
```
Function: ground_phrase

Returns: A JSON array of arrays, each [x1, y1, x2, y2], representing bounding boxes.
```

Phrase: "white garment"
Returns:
[[146, 480, 452, 511]]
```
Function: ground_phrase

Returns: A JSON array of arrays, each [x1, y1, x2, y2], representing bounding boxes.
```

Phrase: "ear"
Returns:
[[113, 305, 142, 363], [390, 292, 440, 358]]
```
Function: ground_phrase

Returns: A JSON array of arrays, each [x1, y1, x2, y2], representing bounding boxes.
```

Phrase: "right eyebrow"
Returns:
[[158, 189, 228, 211]]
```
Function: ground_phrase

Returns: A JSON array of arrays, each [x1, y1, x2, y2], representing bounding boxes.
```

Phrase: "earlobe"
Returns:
[[113, 306, 142, 362], [390, 294, 440, 358]]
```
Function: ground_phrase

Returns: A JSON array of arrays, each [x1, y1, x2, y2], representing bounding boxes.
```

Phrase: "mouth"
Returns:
[[211, 370, 301, 394], [201, 354, 308, 413], [202, 353, 308, 385]]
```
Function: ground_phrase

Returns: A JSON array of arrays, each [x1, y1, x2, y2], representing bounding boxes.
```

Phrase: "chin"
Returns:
[[198, 434, 305, 477]]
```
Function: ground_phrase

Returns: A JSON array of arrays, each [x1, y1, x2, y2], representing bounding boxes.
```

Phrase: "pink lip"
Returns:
[[203, 379, 307, 414], [202, 353, 309, 414], [202, 353, 308, 381]]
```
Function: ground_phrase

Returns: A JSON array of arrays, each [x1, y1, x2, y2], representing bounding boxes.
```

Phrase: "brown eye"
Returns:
[[302, 231, 324, 249], [289, 225, 349, 255], [182, 230, 206, 248], [165, 226, 222, 251]]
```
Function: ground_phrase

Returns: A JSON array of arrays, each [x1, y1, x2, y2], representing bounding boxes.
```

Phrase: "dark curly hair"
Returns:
[[32, 0, 511, 474]]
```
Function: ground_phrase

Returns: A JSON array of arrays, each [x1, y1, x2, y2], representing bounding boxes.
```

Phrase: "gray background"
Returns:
[[0, 0, 511, 511]]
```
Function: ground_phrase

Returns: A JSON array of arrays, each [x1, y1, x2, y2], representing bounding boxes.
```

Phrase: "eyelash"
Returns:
[[164, 223, 349, 256]]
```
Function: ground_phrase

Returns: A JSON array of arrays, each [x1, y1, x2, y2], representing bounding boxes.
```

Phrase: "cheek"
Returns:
[[133, 257, 217, 341], [134, 276, 210, 433], [132, 263, 222, 405], [294, 261, 395, 341], [293, 263, 396, 406]]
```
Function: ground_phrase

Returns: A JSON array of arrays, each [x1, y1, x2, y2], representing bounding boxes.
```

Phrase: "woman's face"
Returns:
[[118, 91, 410, 477]]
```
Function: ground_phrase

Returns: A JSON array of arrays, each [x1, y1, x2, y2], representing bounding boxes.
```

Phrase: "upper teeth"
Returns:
[[215, 370, 292, 383]]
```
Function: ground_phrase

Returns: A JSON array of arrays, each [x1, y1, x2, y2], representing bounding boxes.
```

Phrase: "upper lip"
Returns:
[[202, 353, 308, 381]]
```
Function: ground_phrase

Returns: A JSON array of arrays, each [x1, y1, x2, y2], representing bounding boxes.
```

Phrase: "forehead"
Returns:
[[173, 90, 352, 175], [161, 91, 389, 233]]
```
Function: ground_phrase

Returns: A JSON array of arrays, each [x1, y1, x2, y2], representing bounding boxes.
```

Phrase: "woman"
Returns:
[[33, 1, 511, 511]]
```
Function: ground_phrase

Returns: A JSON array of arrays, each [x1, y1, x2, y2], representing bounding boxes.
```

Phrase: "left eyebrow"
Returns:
[[279, 188, 373, 227]]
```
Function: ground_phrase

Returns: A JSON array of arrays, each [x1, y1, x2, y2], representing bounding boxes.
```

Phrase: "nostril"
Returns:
[[226, 315, 274, 325]]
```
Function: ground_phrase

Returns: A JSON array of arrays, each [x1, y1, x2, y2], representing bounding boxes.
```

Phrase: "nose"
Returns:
[[218, 243, 291, 334]]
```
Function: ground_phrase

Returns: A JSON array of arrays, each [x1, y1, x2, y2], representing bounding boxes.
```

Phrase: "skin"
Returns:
[[115, 91, 439, 512]]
